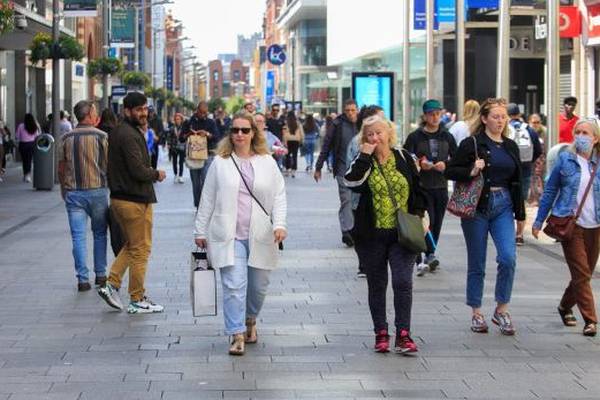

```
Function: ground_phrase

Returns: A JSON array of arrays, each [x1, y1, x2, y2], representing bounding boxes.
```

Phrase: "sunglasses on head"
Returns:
[[230, 127, 252, 135]]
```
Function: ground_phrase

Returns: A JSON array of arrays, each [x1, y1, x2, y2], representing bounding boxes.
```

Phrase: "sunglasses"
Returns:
[[230, 127, 252, 135]]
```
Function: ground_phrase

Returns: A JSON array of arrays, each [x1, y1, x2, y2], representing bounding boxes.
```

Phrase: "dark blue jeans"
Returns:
[[64, 188, 109, 283], [460, 188, 517, 308]]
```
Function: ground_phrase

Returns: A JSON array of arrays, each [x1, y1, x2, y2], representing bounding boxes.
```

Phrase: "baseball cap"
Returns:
[[507, 103, 520, 116], [423, 99, 442, 113]]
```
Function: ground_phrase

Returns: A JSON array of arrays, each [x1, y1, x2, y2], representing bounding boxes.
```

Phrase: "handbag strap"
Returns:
[[575, 158, 600, 218], [231, 155, 270, 219], [374, 151, 402, 213]]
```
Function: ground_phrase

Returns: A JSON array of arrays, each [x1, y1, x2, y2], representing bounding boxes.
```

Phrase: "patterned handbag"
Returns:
[[447, 136, 484, 219]]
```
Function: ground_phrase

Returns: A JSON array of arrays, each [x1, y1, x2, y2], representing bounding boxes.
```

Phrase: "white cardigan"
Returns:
[[194, 153, 287, 270]]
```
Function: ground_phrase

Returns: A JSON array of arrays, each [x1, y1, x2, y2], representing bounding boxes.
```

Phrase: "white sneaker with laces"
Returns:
[[127, 297, 164, 314], [416, 263, 429, 277]]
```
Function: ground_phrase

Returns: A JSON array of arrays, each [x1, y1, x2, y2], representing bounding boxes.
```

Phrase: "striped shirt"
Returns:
[[58, 125, 108, 191]]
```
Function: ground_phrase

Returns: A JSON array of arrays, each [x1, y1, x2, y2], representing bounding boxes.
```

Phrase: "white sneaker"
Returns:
[[173, 175, 178, 183], [97, 283, 124, 311], [127, 297, 164, 314], [177, 176, 185, 183], [25, 175, 31, 183], [416, 263, 429, 277]]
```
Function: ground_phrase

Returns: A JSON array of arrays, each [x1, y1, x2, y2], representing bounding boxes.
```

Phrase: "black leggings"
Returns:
[[19, 141, 35, 175], [285, 141, 300, 171], [171, 149, 185, 176]]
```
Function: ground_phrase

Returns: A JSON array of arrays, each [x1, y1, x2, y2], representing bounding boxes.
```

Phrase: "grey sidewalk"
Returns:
[[1, 161, 600, 400]]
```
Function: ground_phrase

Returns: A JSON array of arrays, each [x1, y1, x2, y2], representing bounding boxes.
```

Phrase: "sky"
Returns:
[[168, 0, 265, 65]]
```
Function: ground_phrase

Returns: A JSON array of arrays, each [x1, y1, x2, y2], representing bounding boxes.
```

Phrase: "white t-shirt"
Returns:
[[449, 120, 470, 146], [576, 154, 600, 228]]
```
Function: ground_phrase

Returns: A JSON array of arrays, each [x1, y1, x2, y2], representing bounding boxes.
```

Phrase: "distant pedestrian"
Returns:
[[98, 92, 167, 314], [528, 113, 547, 204], [148, 106, 164, 169], [59, 110, 73, 136], [16, 113, 40, 183], [194, 113, 287, 355], [449, 100, 480, 145], [214, 106, 231, 138], [320, 114, 336, 173], [302, 114, 319, 172], [57, 100, 109, 292], [283, 111, 304, 177], [404, 99, 457, 276], [559, 96, 579, 144], [97, 108, 118, 135], [243, 101, 256, 115], [168, 113, 187, 183], [255, 112, 287, 160], [315, 99, 359, 247], [533, 119, 600, 337], [344, 115, 427, 354], [446, 98, 525, 336]]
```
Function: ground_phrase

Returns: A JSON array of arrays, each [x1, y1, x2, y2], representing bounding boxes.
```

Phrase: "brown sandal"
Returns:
[[558, 307, 577, 327], [583, 323, 597, 337], [229, 334, 245, 355], [245, 317, 257, 344]]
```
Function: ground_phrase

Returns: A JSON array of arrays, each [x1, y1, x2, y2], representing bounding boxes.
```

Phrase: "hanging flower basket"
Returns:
[[87, 57, 123, 79], [29, 32, 85, 64], [122, 71, 150, 88], [0, 0, 14, 35]]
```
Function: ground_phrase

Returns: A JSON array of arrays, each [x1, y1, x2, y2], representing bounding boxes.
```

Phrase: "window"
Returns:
[[213, 71, 219, 81]]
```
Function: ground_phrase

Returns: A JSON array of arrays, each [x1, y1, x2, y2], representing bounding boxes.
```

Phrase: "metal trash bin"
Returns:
[[33, 133, 55, 190]]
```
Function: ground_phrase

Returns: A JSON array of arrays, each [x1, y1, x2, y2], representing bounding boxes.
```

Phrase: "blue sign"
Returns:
[[265, 70, 275, 106], [467, 0, 498, 7], [111, 85, 127, 97], [75, 65, 84, 77], [267, 44, 286, 66], [437, 0, 456, 23], [414, 0, 439, 30], [108, 47, 117, 58], [352, 72, 395, 122], [166, 56, 174, 91]]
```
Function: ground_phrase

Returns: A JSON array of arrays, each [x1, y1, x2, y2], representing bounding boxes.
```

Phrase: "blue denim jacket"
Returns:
[[346, 135, 361, 210], [533, 150, 600, 230]]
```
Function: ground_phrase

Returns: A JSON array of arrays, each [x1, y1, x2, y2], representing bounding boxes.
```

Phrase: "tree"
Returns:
[[226, 96, 246, 115], [207, 97, 225, 114]]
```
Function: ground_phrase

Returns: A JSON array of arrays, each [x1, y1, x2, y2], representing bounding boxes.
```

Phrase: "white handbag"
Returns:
[[190, 248, 217, 317]]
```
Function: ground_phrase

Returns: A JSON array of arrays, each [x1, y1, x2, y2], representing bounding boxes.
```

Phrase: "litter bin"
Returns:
[[33, 133, 55, 190]]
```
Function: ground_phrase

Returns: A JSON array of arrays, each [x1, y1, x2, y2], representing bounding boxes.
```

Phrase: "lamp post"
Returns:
[[52, 0, 60, 183], [547, 0, 559, 148], [496, 0, 510, 99], [102, 0, 111, 110], [133, 0, 174, 72]]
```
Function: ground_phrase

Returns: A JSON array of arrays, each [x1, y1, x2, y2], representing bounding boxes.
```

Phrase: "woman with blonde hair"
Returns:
[[345, 115, 428, 354], [450, 100, 481, 145], [446, 98, 525, 336], [194, 113, 287, 355], [533, 119, 600, 336]]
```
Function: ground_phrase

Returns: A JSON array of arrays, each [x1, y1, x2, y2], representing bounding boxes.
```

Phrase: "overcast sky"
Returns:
[[168, 0, 265, 65]]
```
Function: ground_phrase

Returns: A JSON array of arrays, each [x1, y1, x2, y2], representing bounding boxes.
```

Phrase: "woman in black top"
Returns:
[[167, 113, 187, 183], [445, 98, 525, 336]]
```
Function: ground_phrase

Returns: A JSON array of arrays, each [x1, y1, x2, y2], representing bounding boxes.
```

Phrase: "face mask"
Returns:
[[575, 135, 594, 153]]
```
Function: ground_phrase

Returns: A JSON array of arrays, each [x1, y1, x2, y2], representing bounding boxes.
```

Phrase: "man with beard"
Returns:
[[98, 92, 167, 314]]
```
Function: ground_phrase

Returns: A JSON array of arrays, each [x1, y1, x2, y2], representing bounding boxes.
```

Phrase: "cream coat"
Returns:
[[194, 153, 287, 270]]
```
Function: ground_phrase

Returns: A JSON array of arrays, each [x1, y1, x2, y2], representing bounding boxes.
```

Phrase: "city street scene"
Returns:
[[1, 0, 600, 399]]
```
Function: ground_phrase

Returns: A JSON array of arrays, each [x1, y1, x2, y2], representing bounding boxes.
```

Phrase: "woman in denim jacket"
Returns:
[[532, 119, 600, 336]]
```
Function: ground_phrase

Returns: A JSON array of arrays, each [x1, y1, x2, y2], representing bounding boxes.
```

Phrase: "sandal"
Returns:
[[557, 306, 577, 327], [245, 317, 257, 344], [583, 323, 597, 337], [229, 333, 245, 355]]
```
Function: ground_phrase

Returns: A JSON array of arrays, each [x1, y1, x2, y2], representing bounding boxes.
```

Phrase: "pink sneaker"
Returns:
[[395, 329, 418, 354], [374, 329, 390, 353]]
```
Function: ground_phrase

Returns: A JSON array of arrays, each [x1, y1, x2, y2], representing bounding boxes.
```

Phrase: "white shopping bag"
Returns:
[[190, 249, 217, 317]]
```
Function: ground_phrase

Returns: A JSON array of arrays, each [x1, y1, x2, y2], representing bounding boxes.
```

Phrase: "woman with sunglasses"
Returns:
[[532, 119, 600, 337], [445, 98, 525, 335], [194, 113, 287, 355]]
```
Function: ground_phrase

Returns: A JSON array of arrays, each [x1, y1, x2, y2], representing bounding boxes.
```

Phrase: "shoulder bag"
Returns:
[[231, 156, 284, 250], [543, 159, 599, 241], [447, 136, 485, 218], [376, 150, 427, 254]]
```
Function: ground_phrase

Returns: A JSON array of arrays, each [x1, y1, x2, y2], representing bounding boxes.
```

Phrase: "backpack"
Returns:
[[509, 121, 533, 163]]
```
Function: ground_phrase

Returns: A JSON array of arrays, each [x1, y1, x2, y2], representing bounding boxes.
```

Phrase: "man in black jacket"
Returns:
[[404, 99, 457, 276], [147, 106, 164, 169], [98, 92, 166, 314], [315, 99, 359, 248]]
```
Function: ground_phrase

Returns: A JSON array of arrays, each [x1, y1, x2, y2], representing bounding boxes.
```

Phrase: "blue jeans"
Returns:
[[304, 134, 318, 168], [64, 188, 109, 283], [460, 188, 517, 308], [220, 240, 271, 335]]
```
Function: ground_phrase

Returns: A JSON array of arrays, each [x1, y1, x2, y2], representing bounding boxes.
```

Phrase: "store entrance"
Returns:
[[510, 58, 545, 117]]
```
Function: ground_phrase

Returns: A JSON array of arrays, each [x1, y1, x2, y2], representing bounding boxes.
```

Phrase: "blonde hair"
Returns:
[[463, 100, 480, 125], [470, 98, 510, 137], [216, 113, 270, 157], [359, 115, 398, 148]]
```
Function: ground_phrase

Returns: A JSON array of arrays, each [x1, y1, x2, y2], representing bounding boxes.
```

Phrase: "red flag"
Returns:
[[560, 6, 581, 38]]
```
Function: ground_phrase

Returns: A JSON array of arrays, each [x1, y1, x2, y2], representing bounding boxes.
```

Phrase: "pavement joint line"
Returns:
[[0, 202, 62, 241]]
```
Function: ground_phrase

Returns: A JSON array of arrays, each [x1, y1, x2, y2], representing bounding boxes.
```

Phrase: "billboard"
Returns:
[[166, 56, 174, 91], [64, 0, 97, 17], [265, 70, 275, 107], [351, 72, 395, 121], [111, 9, 135, 48]]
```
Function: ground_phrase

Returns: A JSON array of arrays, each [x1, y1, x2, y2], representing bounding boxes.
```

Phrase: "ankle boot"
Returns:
[[245, 317, 257, 344], [229, 333, 245, 355]]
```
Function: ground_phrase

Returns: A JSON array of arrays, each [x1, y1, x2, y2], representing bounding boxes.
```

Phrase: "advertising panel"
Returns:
[[351, 72, 395, 121], [64, 0, 97, 17], [111, 9, 136, 48]]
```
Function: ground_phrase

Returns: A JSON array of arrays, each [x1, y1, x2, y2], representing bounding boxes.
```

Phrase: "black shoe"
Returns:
[[95, 276, 107, 287], [78, 282, 92, 292], [342, 232, 354, 247]]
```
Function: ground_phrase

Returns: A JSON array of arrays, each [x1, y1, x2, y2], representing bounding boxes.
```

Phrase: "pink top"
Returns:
[[235, 158, 255, 240], [16, 123, 39, 143]]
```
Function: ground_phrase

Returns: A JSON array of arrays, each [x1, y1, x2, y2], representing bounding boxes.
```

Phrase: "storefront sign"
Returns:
[[560, 6, 581, 38], [588, 4, 600, 46], [166, 56, 174, 91], [466, 0, 498, 7], [265, 70, 275, 106], [352, 72, 395, 121], [111, 85, 127, 97], [64, 0, 97, 17], [111, 9, 135, 48]]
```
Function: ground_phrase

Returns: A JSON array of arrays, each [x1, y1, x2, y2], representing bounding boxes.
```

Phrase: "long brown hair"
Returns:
[[286, 111, 299, 135], [470, 98, 509, 137], [216, 113, 269, 157]]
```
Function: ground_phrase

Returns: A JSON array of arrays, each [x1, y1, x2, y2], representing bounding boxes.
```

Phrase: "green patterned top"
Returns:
[[368, 155, 410, 229]]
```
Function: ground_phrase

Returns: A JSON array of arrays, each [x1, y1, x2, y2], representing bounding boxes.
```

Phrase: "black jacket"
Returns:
[[344, 148, 428, 241], [183, 115, 220, 151], [445, 133, 525, 221], [107, 119, 159, 204], [404, 126, 457, 190], [316, 113, 357, 176]]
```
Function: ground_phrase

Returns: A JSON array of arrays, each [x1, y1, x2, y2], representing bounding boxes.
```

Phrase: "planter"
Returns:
[[122, 71, 150, 89], [29, 33, 84, 64], [88, 57, 123, 79]]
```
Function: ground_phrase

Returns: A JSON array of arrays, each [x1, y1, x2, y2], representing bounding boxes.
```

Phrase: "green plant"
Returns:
[[29, 32, 84, 64], [226, 96, 246, 115], [87, 57, 123, 79], [207, 97, 225, 113], [122, 71, 150, 88], [0, 0, 15, 35]]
